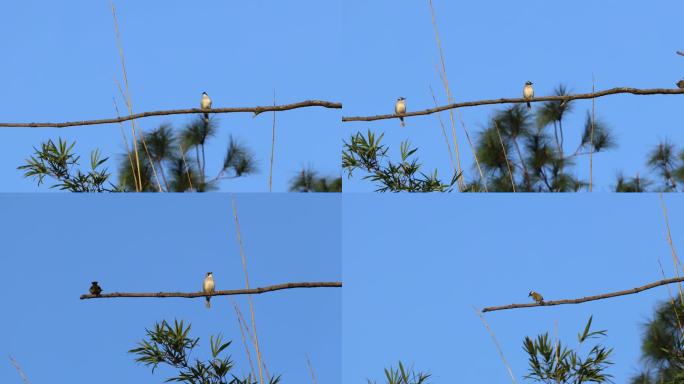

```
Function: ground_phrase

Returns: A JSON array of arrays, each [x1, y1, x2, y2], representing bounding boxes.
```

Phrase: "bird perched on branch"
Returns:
[[528, 290, 544, 304], [395, 97, 406, 127], [89, 281, 102, 296], [200, 92, 212, 124], [677, 79, 684, 89], [203, 272, 215, 308], [523, 81, 534, 109]]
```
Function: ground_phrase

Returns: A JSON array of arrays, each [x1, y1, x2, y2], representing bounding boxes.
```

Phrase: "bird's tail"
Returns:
[[203, 112, 209, 124], [526, 101, 531, 109], [400, 117, 405, 127], [205, 296, 211, 309]]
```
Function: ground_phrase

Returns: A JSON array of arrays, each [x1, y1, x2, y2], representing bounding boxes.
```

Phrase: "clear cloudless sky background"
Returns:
[[0, 194, 341, 383], [342, 0, 684, 191], [343, 194, 684, 383], [0, 1, 341, 192]]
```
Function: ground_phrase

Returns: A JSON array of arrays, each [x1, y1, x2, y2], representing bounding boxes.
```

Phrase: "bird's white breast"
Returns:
[[203, 276, 215, 292], [523, 85, 534, 99], [395, 100, 406, 114], [201, 95, 212, 109]]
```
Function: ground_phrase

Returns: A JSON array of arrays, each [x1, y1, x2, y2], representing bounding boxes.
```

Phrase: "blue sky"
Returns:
[[0, 194, 341, 383], [343, 194, 684, 383], [0, 1, 341, 192], [342, 0, 684, 192]]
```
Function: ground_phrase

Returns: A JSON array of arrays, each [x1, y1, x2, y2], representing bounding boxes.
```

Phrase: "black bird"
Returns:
[[89, 281, 102, 296]]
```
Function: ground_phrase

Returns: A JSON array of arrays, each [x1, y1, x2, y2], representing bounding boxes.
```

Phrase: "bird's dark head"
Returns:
[[202, 92, 208, 95], [525, 81, 533, 85], [92, 281, 98, 285], [528, 291, 533, 297], [207, 272, 212, 276], [398, 97, 405, 101]]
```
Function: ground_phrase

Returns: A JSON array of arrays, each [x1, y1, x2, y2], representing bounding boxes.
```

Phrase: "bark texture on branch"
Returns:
[[342, 87, 684, 123], [80, 281, 342, 300], [0, 100, 342, 128], [482, 276, 684, 313]]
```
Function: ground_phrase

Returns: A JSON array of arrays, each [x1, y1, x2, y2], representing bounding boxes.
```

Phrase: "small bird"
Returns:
[[200, 92, 212, 123], [528, 290, 544, 304], [89, 281, 102, 296], [677, 80, 684, 89], [395, 97, 406, 127], [523, 81, 534, 109], [203, 272, 215, 309]]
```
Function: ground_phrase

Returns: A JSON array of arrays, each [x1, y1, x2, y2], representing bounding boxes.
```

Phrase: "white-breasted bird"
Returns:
[[200, 92, 212, 123], [203, 272, 215, 308], [523, 81, 534, 109], [395, 97, 406, 127]]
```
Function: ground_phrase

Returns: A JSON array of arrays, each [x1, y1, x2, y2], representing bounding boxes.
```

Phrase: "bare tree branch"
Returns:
[[0, 100, 342, 128], [9, 356, 30, 384], [342, 87, 684, 123], [482, 276, 684, 313], [80, 281, 341, 300]]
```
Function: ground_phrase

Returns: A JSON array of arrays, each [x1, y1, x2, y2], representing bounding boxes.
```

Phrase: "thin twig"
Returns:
[[0, 100, 342, 128], [306, 353, 317, 384], [9, 356, 30, 384], [589, 76, 595, 192], [111, 1, 142, 191], [113, 97, 138, 191], [269, 90, 276, 192], [79, 281, 341, 299], [178, 142, 194, 191], [234, 303, 272, 381], [342, 87, 684, 123], [658, 260, 683, 333], [493, 120, 515, 192], [429, 0, 464, 191], [233, 302, 257, 380], [428, 85, 455, 173], [660, 193, 684, 306], [232, 197, 264, 384], [482, 276, 684, 312], [473, 307, 518, 384]]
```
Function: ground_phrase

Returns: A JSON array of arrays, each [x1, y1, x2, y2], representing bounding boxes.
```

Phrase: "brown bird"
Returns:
[[677, 80, 684, 89], [89, 281, 102, 296], [528, 290, 544, 304]]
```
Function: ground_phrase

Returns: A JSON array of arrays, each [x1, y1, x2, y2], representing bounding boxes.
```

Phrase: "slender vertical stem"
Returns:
[[269, 90, 276, 192], [232, 197, 264, 384], [9, 356, 30, 384], [306, 353, 318, 384], [589, 76, 595, 192], [233, 302, 257, 380], [113, 97, 138, 190], [178, 143, 194, 191], [429, 0, 464, 191], [660, 193, 684, 307], [473, 307, 518, 384], [110, 2, 141, 192], [494, 120, 515, 192], [429, 85, 455, 173]]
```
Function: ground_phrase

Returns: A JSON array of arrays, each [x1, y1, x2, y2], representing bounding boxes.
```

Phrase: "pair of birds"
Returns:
[[393, 81, 535, 126], [88, 272, 217, 309]]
